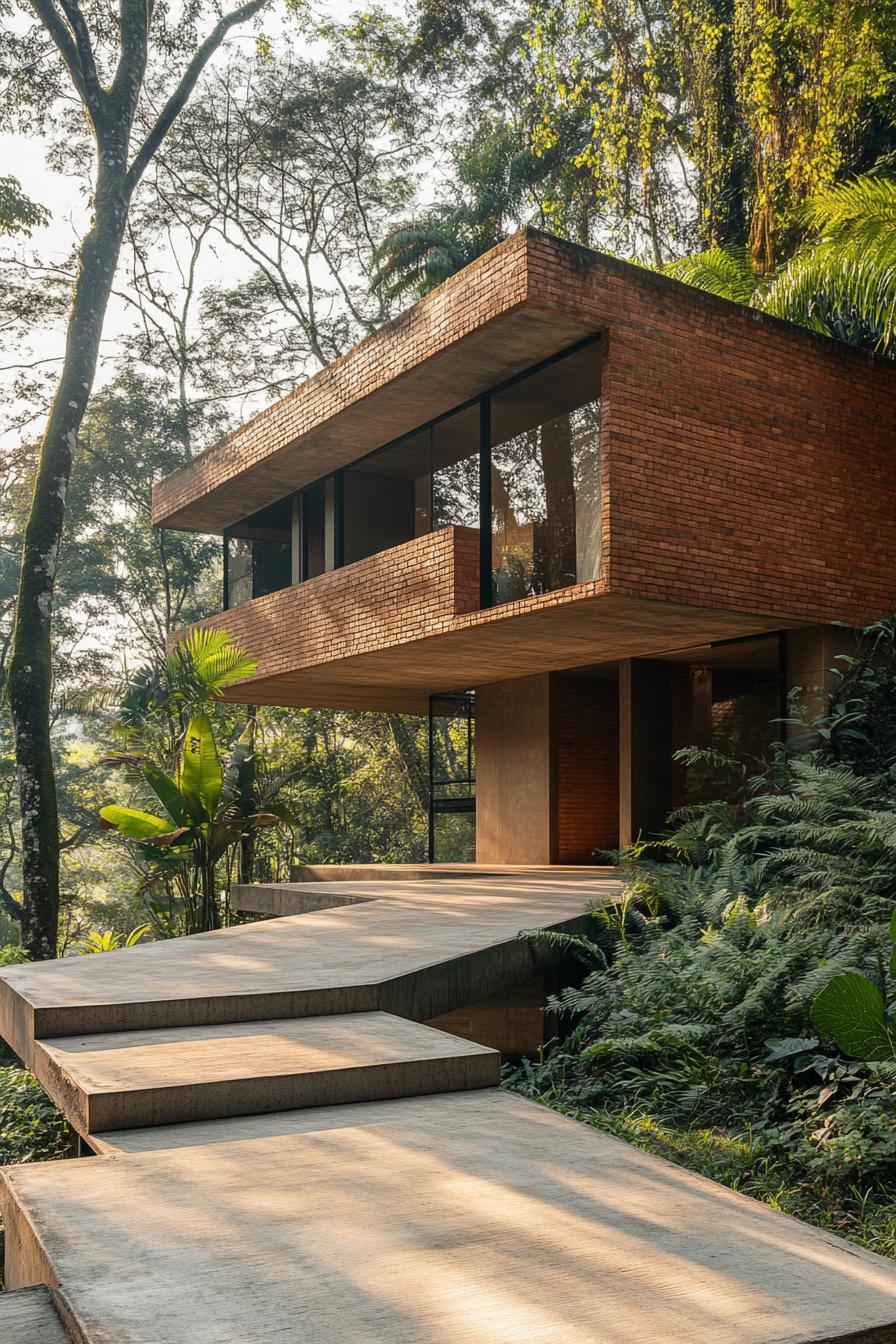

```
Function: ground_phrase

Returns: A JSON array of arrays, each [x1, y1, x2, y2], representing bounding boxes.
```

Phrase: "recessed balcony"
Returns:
[[197, 527, 480, 712]]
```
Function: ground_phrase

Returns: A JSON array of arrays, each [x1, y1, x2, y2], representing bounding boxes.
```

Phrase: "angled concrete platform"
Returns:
[[232, 866, 618, 917], [0, 1284, 70, 1342], [6, 1091, 896, 1343], [0, 878, 615, 1063], [34, 1013, 498, 1134]]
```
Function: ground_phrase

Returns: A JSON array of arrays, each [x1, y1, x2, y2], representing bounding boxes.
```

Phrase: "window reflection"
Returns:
[[222, 340, 600, 610], [225, 498, 291, 607], [490, 344, 601, 604]]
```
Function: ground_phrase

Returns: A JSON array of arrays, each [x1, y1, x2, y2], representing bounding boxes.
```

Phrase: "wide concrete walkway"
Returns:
[[3, 870, 896, 1343]]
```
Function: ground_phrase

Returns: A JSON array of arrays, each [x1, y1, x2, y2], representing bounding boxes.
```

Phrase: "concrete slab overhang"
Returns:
[[152, 231, 597, 534], [191, 527, 792, 712]]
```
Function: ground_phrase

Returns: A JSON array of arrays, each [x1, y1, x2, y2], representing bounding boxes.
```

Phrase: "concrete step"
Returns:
[[33, 1013, 499, 1135], [0, 878, 611, 1063], [5, 1090, 896, 1344], [233, 867, 617, 917], [0, 1285, 70, 1342]]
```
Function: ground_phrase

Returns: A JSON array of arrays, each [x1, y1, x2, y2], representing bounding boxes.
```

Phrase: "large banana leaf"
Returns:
[[221, 720, 256, 809], [142, 763, 191, 826], [100, 806, 181, 841], [180, 712, 222, 821], [812, 972, 896, 1061]]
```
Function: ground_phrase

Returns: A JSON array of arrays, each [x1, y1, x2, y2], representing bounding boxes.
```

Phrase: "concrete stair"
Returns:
[[0, 878, 605, 1062], [0, 1285, 69, 1342], [33, 1012, 499, 1134], [3, 871, 896, 1343]]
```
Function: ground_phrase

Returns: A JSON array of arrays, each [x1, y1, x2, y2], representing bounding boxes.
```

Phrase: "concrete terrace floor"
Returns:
[[2, 869, 896, 1343]]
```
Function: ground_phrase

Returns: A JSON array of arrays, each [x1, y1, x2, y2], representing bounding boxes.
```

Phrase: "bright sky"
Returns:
[[0, 2, 391, 384]]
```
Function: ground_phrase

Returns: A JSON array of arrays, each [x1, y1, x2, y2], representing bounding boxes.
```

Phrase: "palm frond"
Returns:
[[665, 247, 760, 305], [763, 176, 896, 354], [174, 628, 257, 695]]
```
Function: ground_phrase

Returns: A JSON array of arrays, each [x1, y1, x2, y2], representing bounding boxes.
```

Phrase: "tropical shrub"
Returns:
[[76, 925, 152, 954], [507, 620, 896, 1242], [101, 710, 294, 933]]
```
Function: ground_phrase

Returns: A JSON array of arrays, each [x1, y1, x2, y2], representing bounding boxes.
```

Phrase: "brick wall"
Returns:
[[195, 527, 480, 682], [555, 676, 619, 861], [524, 233, 896, 628]]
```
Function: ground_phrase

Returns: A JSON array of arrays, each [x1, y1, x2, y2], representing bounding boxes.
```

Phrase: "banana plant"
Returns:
[[100, 712, 293, 933], [812, 910, 896, 1062]]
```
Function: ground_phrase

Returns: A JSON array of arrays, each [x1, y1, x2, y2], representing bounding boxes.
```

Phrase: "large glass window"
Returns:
[[342, 403, 480, 567], [224, 498, 292, 607], [490, 343, 601, 605], [428, 692, 475, 863], [221, 338, 600, 611]]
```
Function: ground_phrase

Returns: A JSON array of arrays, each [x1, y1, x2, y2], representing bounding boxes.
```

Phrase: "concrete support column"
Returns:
[[784, 626, 859, 739], [618, 658, 672, 848], [475, 674, 556, 865]]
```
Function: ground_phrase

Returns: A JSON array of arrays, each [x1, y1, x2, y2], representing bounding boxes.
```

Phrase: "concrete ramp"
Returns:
[[3, 869, 896, 1342], [5, 1091, 896, 1343]]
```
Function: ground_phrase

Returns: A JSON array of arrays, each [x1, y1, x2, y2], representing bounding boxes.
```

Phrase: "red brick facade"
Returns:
[[524, 234, 896, 628], [555, 677, 620, 861], [161, 230, 896, 709], [198, 527, 479, 699]]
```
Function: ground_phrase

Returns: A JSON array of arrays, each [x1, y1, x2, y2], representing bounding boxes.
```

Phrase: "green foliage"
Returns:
[[666, 174, 896, 355], [812, 911, 896, 1060], [0, 1066, 71, 1166], [0, 176, 48, 237], [76, 925, 151, 954], [666, 247, 761, 304], [373, 126, 547, 299], [507, 621, 896, 1251], [102, 661, 295, 933], [524, 0, 896, 266]]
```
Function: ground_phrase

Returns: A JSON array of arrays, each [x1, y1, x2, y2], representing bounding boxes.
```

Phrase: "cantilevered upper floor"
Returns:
[[152, 229, 896, 711]]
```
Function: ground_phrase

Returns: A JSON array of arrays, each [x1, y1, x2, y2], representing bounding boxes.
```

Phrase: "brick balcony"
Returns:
[[198, 527, 480, 710]]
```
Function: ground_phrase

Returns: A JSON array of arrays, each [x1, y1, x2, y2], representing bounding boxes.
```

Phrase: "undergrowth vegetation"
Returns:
[[507, 620, 896, 1256]]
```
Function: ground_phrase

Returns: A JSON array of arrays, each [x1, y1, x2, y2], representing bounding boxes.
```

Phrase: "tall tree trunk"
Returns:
[[7, 165, 129, 959], [388, 715, 429, 816]]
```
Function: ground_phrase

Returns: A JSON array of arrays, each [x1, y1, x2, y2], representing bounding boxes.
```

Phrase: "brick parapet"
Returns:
[[191, 528, 481, 681]]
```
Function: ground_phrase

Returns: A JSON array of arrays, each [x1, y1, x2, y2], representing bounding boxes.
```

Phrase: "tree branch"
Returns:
[[29, 0, 106, 132], [27, 0, 94, 120], [125, 0, 269, 194]]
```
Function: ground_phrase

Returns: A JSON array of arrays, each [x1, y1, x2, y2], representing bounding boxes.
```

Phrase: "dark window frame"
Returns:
[[223, 333, 601, 611]]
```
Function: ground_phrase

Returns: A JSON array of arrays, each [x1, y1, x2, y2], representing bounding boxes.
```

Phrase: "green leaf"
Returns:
[[221, 720, 256, 809], [764, 1036, 819, 1063], [99, 806, 176, 840], [142, 763, 190, 826], [812, 973, 896, 1061], [889, 907, 896, 980], [173, 629, 257, 696], [180, 712, 222, 820]]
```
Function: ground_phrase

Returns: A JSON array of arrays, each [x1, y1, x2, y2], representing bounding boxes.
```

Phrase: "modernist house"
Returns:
[[153, 228, 896, 866], [5, 231, 896, 1341]]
